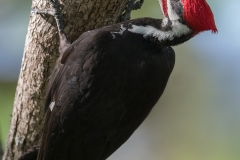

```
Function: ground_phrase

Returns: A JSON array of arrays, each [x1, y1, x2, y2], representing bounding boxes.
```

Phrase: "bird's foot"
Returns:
[[31, 0, 64, 32], [121, 0, 144, 22], [31, 0, 71, 55]]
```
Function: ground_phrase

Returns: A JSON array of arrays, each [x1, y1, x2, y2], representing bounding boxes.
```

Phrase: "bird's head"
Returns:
[[159, 0, 218, 34]]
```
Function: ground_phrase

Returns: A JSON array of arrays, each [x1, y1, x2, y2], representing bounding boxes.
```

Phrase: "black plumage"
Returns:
[[19, 0, 218, 159], [38, 18, 175, 160]]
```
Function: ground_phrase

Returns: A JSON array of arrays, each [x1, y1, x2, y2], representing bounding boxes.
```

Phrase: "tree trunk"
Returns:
[[3, 0, 128, 159]]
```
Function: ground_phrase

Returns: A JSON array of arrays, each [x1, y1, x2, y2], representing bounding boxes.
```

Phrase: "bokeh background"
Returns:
[[0, 0, 240, 159]]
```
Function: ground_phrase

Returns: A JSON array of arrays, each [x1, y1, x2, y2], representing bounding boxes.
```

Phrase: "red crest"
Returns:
[[182, 0, 218, 33]]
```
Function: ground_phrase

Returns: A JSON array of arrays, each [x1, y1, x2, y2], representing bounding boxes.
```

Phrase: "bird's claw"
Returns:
[[121, 0, 144, 22], [131, 0, 144, 10], [31, 0, 63, 32], [31, 8, 56, 16]]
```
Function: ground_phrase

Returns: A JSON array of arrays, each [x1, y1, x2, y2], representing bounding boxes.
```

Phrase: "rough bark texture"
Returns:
[[3, 0, 128, 159]]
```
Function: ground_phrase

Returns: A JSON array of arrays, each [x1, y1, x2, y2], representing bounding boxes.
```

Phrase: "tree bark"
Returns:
[[3, 0, 128, 159]]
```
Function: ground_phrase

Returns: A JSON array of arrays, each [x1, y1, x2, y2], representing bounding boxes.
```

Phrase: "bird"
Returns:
[[21, 0, 217, 159]]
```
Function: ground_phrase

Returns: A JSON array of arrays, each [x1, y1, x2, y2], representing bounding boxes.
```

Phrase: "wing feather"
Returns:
[[38, 22, 175, 160]]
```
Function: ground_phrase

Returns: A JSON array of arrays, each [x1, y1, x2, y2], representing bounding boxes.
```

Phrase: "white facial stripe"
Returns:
[[167, 0, 180, 21], [127, 21, 191, 41]]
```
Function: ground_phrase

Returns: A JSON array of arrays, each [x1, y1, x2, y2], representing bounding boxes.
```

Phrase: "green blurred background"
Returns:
[[0, 0, 240, 160]]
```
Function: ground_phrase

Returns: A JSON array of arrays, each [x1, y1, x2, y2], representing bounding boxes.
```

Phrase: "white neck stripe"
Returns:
[[127, 20, 192, 41], [167, 0, 180, 21]]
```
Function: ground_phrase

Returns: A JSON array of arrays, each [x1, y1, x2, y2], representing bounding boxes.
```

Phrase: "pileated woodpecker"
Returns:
[[20, 0, 217, 159]]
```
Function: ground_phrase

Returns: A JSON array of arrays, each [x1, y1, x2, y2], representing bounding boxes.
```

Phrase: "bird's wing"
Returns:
[[38, 29, 106, 159], [38, 24, 175, 160], [38, 28, 126, 160]]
